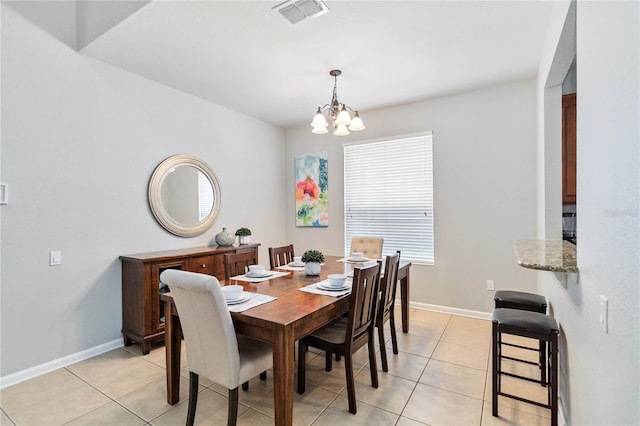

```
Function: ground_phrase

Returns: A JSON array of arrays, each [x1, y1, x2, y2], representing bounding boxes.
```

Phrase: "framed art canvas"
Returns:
[[295, 151, 328, 227]]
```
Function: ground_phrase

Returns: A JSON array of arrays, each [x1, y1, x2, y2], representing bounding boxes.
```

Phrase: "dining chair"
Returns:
[[223, 250, 258, 281], [268, 244, 294, 269], [350, 236, 384, 259], [159, 269, 273, 426], [376, 250, 401, 372], [297, 262, 382, 414]]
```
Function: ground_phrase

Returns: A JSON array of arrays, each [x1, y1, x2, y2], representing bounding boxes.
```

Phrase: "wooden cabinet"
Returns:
[[120, 243, 260, 354], [562, 93, 577, 204]]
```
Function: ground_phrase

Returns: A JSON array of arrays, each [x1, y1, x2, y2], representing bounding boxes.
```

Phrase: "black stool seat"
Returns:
[[494, 290, 547, 313], [493, 308, 558, 337]]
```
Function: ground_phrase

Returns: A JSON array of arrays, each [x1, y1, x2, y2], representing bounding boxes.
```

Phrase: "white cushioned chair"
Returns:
[[350, 236, 384, 259], [160, 269, 273, 426]]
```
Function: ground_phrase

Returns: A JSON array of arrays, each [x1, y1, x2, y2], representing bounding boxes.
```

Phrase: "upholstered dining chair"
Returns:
[[376, 250, 401, 372], [350, 236, 384, 260], [297, 262, 382, 414], [268, 244, 295, 269], [223, 250, 258, 281], [159, 269, 273, 426]]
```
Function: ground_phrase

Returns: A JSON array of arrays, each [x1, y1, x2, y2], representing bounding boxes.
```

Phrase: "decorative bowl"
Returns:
[[248, 264, 266, 274], [222, 285, 243, 300], [327, 274, 347, 288]]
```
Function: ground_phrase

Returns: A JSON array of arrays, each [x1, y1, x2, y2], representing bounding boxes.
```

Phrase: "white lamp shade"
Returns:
[[311, 111, 328, 127], [348, 114, 365, 131], [335, 107, 352, 126], [312, 125, 329, 134], [333, 124, 350, 136]]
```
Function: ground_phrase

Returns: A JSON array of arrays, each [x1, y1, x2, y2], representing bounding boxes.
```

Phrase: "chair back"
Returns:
[[224, 251, 257, 280], [378, 251, 401, 322], [159, 269, 241, 389], [350, 236, 384, 260], [346, 261, 382, 346], [268, 244, 294, 269]]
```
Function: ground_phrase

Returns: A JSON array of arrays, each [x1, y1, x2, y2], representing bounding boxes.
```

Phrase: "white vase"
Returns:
[[238, 235, 250, 244], [304, 262, 321, 276]]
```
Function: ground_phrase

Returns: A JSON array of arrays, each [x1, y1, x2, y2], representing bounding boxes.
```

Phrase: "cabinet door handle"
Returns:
[[201, 264, 207, 268]]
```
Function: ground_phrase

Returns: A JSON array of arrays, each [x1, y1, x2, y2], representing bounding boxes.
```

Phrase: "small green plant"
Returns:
[[234, 227, 252, 236], [301, 249, 324, 263]]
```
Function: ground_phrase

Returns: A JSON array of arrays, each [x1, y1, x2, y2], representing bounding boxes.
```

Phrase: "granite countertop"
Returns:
[[514, 240, 578, 273]]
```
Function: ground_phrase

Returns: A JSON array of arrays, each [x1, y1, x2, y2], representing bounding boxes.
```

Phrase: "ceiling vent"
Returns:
[[273, 0, 330, 25]]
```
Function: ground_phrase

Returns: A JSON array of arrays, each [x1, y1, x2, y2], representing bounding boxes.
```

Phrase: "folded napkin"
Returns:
[[230, 270, 289, 283], [227, 292, 277, 313], [298, 279, 352, 297]]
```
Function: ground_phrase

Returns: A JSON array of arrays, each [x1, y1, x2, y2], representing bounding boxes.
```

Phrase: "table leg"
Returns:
[[400, 269, 410, 333], [272, 324, 295, 426], [164, 300, 182, 405]]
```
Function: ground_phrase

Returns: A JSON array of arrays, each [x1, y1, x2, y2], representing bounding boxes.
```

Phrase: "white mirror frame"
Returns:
[[148, 154, 222, 237]]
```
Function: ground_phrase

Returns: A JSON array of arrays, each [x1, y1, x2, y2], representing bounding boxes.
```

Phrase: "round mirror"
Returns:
[[148, 155, 222, 237]]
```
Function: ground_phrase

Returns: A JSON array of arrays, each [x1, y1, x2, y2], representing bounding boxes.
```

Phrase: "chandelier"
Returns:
[[310, 69, 365, 136]]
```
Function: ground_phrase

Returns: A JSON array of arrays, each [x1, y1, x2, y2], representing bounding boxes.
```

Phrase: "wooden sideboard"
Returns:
[[119, 243, 260, 354]]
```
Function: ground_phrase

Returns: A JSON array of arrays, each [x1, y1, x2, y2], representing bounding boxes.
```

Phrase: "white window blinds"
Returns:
[[198, 171, 214, 221], [344, 133, 434, 264]]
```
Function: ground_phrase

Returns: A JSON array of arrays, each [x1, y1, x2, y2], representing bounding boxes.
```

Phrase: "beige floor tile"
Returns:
[[209, 374, 274, 406], [481, 402, 550, 425], [251, 385, 339, 425], [0, 410, 14, 426], [419, 359, 487, 399], [432, 340, 490, 371], [395, 333, 438, 358], [117, 375, 194, 421], [396, 416, 429, 426], [403, 383, 483, 426], [312, 394, 399, 425], [440, 324, 492, 347], [484, 374, 552, 419], [67, 350, 166, 399], [0, 369, 111, 426], [448, 315, 491, 331], [349, 367, 416, 414], [410, 310, 452, 326], [236, 407, 274, 425], [150, 387, 249, 425], [403, 321, 447, 340], [64, 400, 146, 425], [376, 349, 428, 382]]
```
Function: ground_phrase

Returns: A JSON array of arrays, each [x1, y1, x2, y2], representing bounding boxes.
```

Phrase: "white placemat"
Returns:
[[227, 292, 277, 313], [230, 270, 290, 283], [299, 279, 352, 297], [336, 257, 378, 265], [276, 265, 305, 272]]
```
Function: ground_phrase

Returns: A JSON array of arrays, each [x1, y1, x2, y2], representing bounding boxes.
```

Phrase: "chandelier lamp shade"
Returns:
[[311, 69, 365, 136]]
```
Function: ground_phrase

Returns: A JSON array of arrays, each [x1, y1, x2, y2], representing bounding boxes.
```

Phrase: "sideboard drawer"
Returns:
[[189, 254, 223, 277]]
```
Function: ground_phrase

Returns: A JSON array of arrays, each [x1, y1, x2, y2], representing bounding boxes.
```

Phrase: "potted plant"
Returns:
[[301, 249, 324, 276], [234, 227, 252, 244]]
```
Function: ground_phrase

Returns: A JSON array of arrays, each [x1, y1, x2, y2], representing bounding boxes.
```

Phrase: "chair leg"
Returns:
[[389, 315, 399, 354], [259, 371, 267, 381], [367, 335, 379, 388], [377, 324, 389, 372], [297, 341, 307, 394], [335, 353, 341, 361], [344, 353, 357, 414], [242, 381, 249, 391], [325, 351, 333, 372], [228, 387, 239, 426], [187, 372, 199, 426]]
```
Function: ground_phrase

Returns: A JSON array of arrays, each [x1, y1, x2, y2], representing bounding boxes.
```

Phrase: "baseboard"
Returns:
[[403, 300, 493, 321], [0, 338, 123, 390]]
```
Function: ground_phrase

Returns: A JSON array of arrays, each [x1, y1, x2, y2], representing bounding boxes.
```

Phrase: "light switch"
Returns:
[[599, 295, 608, 333], [50, 251, 62, 266]]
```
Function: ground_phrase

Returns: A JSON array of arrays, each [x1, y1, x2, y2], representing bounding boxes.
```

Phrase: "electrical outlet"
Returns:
[[599, 295, 608, 333], [50, 251, 62, 266], [486, 280, 495, 291]]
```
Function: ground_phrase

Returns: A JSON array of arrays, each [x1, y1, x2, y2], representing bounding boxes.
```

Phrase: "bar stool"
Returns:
[[494, 290, 547, 383], [492, 308, 559, 426]]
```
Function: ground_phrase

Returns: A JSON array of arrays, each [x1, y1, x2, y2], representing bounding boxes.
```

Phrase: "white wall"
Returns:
[[285, 80, 539, 313], [0, 4, 286, 377], [537, 1, 639, 424]]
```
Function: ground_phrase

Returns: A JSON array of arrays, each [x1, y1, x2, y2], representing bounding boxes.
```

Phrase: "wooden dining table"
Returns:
[[161, 255, 411, 426]]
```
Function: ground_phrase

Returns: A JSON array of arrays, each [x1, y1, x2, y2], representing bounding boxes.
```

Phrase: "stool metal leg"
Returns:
[[550, 331, 558, 426], [492, 321, 499, 417]]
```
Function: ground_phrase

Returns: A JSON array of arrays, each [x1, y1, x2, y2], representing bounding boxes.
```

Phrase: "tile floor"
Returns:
[[0, 308, 552, 425]]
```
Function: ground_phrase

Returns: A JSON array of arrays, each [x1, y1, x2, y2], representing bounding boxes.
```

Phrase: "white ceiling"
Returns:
[[79, 1, 553, 129]]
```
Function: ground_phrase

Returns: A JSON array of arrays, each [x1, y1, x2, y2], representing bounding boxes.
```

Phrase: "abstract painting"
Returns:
[[295, 151, 328, 227]]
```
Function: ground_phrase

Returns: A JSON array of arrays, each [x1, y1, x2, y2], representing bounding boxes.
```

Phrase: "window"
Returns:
[[198, 171, 214, 221], [344, 132, 434, 264]]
